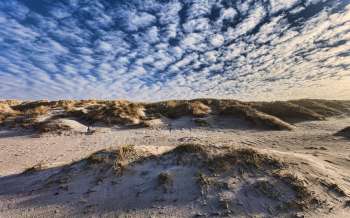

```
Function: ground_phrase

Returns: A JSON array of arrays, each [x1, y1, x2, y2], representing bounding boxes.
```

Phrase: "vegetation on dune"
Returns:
[[147, 100, 190, 118], [193, 118, 210, 127], [313, 100, 350, 114], [22, 162, 45, 174], [250, 101, 325, 122], [157, 172, 174, 192], [83, 101, 146, 126], [146, 99, 211, 119], [86, 149, 119, 165], [11, 100, 52, 112], [289, 99, 345, 116], [273, 171, 321, 210], [171, 143, 207, 155], [0, 99, 349, 131], [85, 144, 144, 175], [320, 180, 348, 197], [219, 102, 294, 130], [0, 102, 20, 124], [189, 101, 211, 117], [23, 105, 50, 118], [28, 143, 285, 176], [16, 143, 348, 216], [207, 147, 284, 173]]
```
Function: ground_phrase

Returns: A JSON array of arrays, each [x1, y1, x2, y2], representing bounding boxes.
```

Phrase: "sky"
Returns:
[[0, 0, 349, 101]]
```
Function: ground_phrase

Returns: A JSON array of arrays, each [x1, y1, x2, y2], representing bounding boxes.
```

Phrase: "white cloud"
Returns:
[[270, 0, 300, 14], [204, 51, 218, 63], [181, 33, 205, 50], [145, 26, 159, 43], [183, 18, 210, 33], [97, 41, 113, 52], [221, 7, 237, 19], [209, 34, 225, 47], [127, 11, 156, 31]]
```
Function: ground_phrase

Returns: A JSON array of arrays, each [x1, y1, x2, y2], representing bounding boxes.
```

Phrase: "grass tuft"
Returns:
[[157, 172, 173, 193], [171, 143, 206, 155]]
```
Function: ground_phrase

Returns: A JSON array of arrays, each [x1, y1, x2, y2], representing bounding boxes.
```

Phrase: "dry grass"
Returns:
[[208, 148, 284, 173], [147, 100, 211, 119], [84, 101, 145, 125], [148, 100, 190, 118], [24, 106, 50, 118], [1, 100, 22, 106], [289, 99, 344, 116], [157, 172, 173, 185], [65, 108, 88, 118], [85, 145, 143, 176], [5, 105, 51, 129], [217, 101, 249, 116], [245, 109, 294, 130], [22, 162, 45, 174], [193, 118, 210, 127], [253, 180, 282, 200], [320, 180, 348, 197], [160, 145, 328, 213], [189, 101, 211, 117], [55, 100, 77, 111], [13, 143, 346, 216], [86, 150, 118, 165], [157, 172, 173, 192], [250, 101, 325, 123], [171, 143, 207, 155], [219, 103, 294, 130], [162, 144, 284, 175], [1, 99, 349, 130], [0, 102, 21, 124], [12, 100, 52, 111], [273, 171, 321, 210], [312, 100, 350, 115], [115, 144, 139, 161], [0, 102, 18, 113], [196, 172, 212, 187], [74, 100, 101, 107], [86, 145, 138, 165]]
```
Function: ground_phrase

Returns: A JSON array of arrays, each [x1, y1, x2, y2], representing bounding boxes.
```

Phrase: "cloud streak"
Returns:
[[0, 0, 349, 101]]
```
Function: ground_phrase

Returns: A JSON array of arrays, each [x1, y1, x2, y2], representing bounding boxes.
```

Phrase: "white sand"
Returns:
[[0, 117, 349, 217]]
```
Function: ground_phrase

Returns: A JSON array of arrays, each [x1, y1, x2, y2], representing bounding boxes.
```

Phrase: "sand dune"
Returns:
[[0, 99, 350, 217], [1, 99, 349, 132], [0, 144, 348, 217]]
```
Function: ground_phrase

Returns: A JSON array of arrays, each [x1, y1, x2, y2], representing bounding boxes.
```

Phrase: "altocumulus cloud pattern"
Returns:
[[0, 0, 350, 100]]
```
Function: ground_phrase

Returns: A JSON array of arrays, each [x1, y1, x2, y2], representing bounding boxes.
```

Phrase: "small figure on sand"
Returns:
[[86, 125, 94, 135], [168, 123, 172, 134]]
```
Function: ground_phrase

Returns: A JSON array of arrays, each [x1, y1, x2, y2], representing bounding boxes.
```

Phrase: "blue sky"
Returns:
[[0, 0, 349, 101]]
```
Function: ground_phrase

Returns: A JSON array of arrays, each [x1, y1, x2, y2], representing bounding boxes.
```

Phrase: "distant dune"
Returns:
[[1, 99, 349, 134]]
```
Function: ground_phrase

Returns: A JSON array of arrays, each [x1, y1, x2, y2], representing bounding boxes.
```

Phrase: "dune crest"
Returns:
[[1, 99, 349, 133], [1, 144, 349, 217]]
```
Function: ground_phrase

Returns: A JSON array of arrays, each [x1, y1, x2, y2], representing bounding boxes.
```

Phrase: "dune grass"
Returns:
[[1, 99, 349, 130]]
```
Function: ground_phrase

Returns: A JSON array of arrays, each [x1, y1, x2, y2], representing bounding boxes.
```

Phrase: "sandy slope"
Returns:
[[0, 116, 349, 217]]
